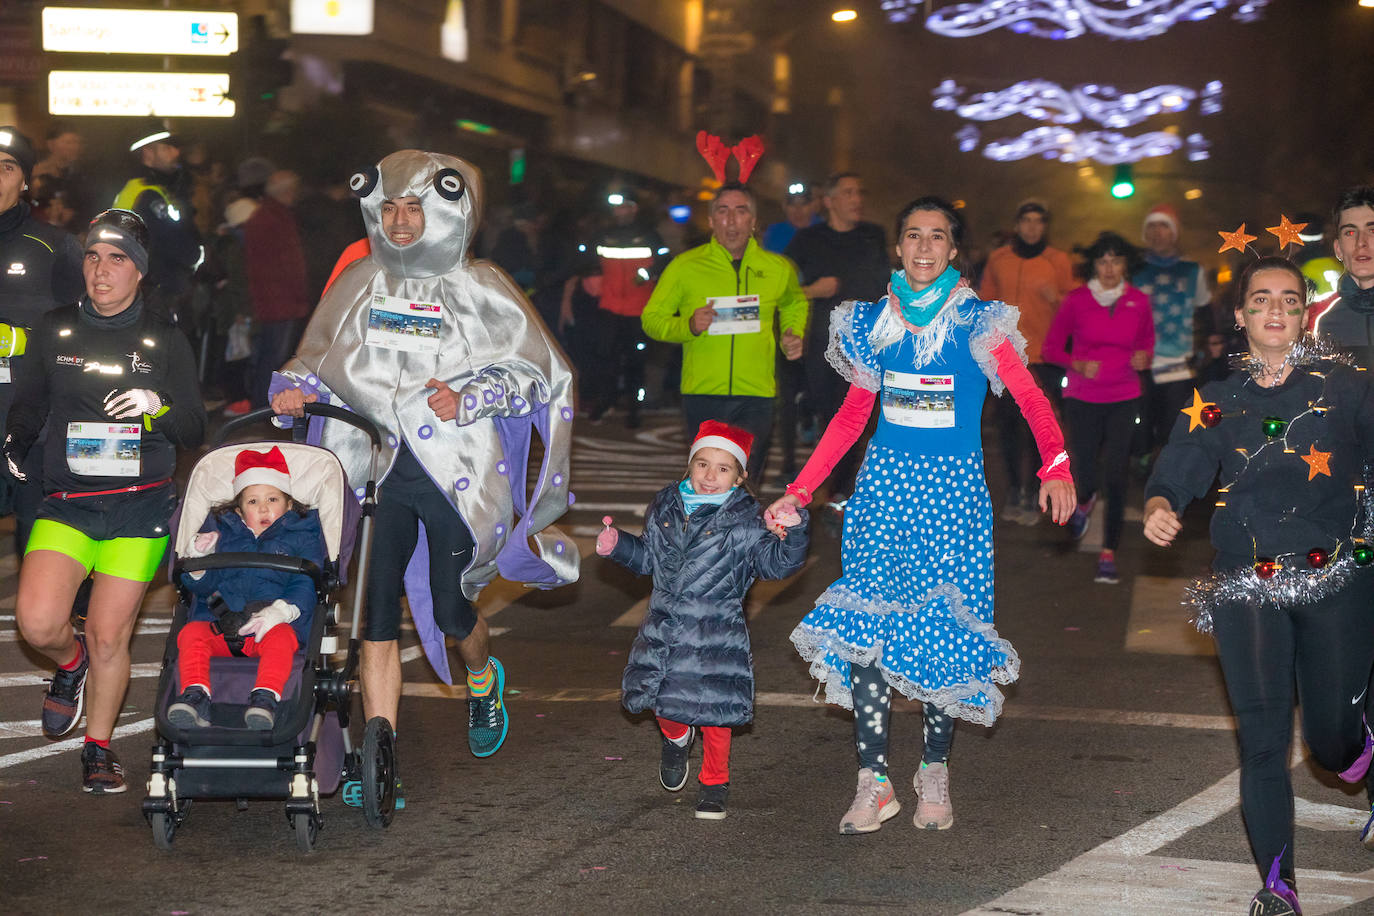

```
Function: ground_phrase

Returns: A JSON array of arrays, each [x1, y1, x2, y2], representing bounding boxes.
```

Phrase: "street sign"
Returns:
[[48, 71, 236, 118], [291, 0, 373, 35], [42, 7, 238, 55]]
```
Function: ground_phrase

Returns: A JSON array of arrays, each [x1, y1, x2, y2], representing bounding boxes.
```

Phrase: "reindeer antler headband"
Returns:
[[696, 131, 765, 184]]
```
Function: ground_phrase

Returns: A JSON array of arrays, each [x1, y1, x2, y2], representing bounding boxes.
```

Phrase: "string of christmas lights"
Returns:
[[973, 124, 1209, 164], [933, 78, 1222, 128], [885, 0, 1270, 40]]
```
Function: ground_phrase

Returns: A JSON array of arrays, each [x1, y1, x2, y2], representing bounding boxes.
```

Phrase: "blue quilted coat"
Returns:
[[610, 484, 809, 727]]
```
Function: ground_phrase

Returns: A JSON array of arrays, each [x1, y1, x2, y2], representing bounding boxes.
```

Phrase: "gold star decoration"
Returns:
[[1301, 444, 1332, 480], [1180, 388, 1209, 432], [1218, 223, 1258, 254], [1266, 215, 1308, 250]]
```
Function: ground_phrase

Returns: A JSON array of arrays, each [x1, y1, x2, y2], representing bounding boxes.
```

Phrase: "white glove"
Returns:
[[104, 388, 163, 419], [237, 599, 300, 640], [187, 531, 219, 558]]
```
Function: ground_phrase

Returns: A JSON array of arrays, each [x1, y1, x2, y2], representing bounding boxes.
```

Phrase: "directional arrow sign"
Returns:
[[48, 71, 236, 118], [42, 7, 239, 55]]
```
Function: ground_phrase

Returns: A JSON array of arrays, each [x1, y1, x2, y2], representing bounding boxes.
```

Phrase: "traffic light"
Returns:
[[1110, 164, 1135, 199], [233, 16, 291, 105]]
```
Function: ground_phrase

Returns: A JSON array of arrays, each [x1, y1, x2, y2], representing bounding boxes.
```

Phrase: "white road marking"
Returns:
[[0, 661, 164, 688], [0, 716, 156, 769]]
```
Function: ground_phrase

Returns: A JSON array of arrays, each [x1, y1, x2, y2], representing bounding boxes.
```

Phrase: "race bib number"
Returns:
[[365, 294, 442, 354], [706, 295, 761, 336], [0, 358, 10, 384], [881, 370, 955, 428], [66, 422, 141, 477]]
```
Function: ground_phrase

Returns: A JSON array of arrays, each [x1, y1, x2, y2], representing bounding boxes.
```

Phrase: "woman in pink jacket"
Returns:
[[1043, 231, 1154, 584]]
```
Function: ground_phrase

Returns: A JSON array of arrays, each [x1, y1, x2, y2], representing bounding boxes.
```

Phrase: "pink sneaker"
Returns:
[[913, 762, 954, 830], [839, 768, 901, 834], [1339, 718, 1373, 784]]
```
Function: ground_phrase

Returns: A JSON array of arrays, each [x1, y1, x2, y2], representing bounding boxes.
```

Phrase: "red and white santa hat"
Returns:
[[233, 445, 292, 496], [689, 419, 753, 470], [1142, 203, 1180, 241]]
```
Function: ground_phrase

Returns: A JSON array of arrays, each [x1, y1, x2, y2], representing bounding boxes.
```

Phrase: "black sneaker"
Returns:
[[42, 636, 88, 738], [660, 726, 695, 792], [81, 743, 126, 794], [167, 686, 212, 728], [695, 782, 729, 820], [244, 688, 278, 730]]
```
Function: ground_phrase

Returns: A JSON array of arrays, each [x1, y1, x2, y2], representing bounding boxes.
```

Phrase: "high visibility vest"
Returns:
[[113, 177, 173, 212]]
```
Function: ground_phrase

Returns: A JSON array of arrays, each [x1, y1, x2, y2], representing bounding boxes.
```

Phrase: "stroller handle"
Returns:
[[177, 553, 325, 587], [214, 403, 385, 449]]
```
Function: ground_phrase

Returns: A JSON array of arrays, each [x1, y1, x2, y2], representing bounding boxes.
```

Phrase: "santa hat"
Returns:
[[690, 420, 753, 470], [1142, 204, 1180, 241], [233, 446, 292, 497]]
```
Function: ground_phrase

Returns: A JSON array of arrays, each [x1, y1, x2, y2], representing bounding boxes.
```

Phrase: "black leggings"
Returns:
[[1211, 574, 1374, 884], [1063, 397, 1137, 551], [850, 662, 955, 777]]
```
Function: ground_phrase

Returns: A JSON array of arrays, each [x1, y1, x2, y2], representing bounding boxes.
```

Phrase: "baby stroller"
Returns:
[[141, 404, 397, 851]]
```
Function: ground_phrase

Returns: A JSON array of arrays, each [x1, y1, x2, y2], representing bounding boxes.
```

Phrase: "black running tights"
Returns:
[[851, 662, 955, 778]]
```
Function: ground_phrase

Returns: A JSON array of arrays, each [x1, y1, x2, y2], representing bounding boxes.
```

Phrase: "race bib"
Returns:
[[66, 422, 141, 477], [365, 294, 442, 353], [881, 370, 955, 428], [0, 358, 10, 385], [706, 295, 761, 336]]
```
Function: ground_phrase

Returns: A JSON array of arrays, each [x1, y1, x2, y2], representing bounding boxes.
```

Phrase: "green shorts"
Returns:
[[26, 518, 168, 582]]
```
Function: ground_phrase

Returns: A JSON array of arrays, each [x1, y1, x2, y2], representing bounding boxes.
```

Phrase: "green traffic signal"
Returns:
[[1110, 164, 1135, 199]]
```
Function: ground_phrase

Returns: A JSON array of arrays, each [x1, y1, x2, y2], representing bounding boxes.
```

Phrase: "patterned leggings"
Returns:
[[851, 662, 954, 777]]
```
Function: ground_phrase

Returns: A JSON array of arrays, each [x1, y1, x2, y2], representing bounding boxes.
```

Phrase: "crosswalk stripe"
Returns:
[[0, 717, 156, 769]]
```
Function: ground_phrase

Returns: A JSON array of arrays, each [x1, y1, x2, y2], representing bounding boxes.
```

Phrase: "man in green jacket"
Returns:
[[642, 183, 807, 482]]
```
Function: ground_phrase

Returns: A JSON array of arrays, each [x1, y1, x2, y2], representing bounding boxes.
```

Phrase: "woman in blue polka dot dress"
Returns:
[[768, 197, 1076, 834]]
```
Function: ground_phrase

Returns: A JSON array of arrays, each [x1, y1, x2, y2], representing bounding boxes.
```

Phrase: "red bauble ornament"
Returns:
[[1255, 559, 1278, 579], [1200, 405, 1223, 428], [1307, 548, 1329, 569]]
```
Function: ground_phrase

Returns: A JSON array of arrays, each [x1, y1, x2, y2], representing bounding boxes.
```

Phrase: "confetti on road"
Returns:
[[18, 856, 47, 863], [1064, 626, 1080, 631], [604, 756, 622, 761]]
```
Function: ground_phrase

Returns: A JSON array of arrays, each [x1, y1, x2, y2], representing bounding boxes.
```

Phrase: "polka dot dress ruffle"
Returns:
[[790, 444, 1020, 727]]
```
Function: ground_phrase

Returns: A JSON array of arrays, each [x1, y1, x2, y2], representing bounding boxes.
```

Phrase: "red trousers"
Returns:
[[176, 620, 299, 696], [657, 716, 731, 786]]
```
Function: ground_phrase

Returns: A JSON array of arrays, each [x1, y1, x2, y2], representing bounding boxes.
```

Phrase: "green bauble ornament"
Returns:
[[1262, 416, 1287, 438]]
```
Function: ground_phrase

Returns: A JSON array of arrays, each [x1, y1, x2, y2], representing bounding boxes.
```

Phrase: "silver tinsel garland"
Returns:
[[1227, 334, 1355, 377], [1186, 552, 1358, 634]]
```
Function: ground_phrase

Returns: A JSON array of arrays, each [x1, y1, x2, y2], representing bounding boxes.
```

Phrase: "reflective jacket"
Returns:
[[641, 237, 807, 398]]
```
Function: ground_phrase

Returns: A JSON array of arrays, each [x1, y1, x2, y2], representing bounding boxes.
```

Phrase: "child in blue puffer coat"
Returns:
[[167, 446, 326, 730], [597, 420, 809, 820]]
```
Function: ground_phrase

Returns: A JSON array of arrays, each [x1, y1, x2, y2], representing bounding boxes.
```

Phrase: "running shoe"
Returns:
[[839, 767, 901, 834], [467, 657, 509, 757], [1094, 552, 1120, 585], [1249, 855, 1300, 915], [694, 782, 729, 820], [222, 399, 252, 417], [244, 688, 278, 730], [42, 636, 88, 738], [1068, 495, 1096, 541], [1360, 806, 1374, 851], [167, 686, 212, 729], [913, 762, 954, 830], [81, 743, 126, 795], [660, 726, 695, 792]]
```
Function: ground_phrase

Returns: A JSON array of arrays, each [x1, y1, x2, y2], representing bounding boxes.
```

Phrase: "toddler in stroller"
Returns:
[[167, 445, 326, 730]]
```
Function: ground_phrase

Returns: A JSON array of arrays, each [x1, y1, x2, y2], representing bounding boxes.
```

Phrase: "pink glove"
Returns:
[[763, 504, 802, 538], [188, 531, 219, 558], [596, 515, 618, 556]]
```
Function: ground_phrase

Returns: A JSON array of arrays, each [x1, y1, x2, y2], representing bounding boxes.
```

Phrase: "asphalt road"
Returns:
[[2, 409, 1373, 915]]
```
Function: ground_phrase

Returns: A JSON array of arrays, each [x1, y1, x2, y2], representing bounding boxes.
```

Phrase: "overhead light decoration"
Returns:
[[883, 0, 1269, 39], [933, 78, 1219, 164]]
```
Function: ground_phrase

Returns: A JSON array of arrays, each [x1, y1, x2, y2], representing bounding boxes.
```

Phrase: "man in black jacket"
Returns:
[[783, 172, 889, 496], [0, 127, 83, 550]]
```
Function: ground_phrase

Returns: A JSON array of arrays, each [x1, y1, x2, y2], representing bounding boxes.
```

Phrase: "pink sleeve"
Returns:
[[991, 337, 1073, 483], [787, 384, 877, 501]]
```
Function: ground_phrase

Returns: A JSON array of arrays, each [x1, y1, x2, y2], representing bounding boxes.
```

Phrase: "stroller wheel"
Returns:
[[293, 811, 320, 852], [361, 716, 397, 829], [150, 812, 177, 851]]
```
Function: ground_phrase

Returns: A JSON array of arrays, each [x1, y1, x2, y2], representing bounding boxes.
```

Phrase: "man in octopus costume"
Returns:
[[271, 150, 577, 763]]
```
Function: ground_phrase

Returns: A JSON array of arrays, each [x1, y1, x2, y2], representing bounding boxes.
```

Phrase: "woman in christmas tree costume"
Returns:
[[767, 197, 1075, 835], [1145, 256, 1374, 916]]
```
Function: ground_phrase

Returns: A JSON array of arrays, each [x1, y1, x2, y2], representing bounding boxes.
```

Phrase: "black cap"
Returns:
[[0, 127, 35, 183], [1016, 200, 1049, 220], [785, 181, 811, 202], [129, 119, 178, 153]]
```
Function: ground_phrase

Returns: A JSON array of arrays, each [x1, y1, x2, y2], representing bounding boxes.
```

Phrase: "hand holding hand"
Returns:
[[237, 599, 301, 640], [764, 502, 802, 538], [1143, 496, 1182, 547], [781, 330, 803, 361], [689, 306, 717, 335], [271, 388, 317, 418], [426, 378, 459, 422], [104, 388, 162, 419], [596, 515, 619, 556]]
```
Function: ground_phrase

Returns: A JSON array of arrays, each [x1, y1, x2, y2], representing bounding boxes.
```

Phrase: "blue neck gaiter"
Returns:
[[890, 265, 961, 327], [679, 479, 734, 515]]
